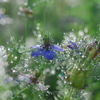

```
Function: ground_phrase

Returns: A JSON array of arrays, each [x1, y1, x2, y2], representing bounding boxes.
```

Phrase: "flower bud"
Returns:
[[87, 48, 97, 60], [87, 41, 100, 59], [34, 70, 41, 79]]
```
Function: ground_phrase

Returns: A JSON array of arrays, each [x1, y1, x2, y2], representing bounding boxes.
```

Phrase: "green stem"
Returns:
[[12, 87, 28, 100], [42, 1, 47, 35], [24, 17, 29, 45], [40, 57, 47, 72], [68, 88, 73, 99], [24, 0, 32, 45]]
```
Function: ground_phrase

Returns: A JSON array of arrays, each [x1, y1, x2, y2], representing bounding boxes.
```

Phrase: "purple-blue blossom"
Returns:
[[67, 41, 78, 50], [31, 44, 63, 60]]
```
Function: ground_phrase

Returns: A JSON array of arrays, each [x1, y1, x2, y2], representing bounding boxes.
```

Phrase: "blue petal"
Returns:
[[31, 49, 42, 57], [52, 44, 63, 51], [67, 45, 74, 49], [70, 41, 77, 47], [42, 50, 55, 60], [67, 41, 78, 50]]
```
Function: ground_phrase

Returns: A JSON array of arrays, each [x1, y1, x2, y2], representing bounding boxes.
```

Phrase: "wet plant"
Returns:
[[0, 0, 100, 100], [0, 31, 99, 100]]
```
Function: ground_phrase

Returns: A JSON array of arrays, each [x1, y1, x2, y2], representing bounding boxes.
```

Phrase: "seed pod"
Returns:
[[91, 89, 100, 100], [66, 68, 88, 89]]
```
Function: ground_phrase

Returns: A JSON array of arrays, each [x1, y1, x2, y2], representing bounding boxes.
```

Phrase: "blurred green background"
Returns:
[[0, 0, 100, 45], [0, 0, 100, 100]]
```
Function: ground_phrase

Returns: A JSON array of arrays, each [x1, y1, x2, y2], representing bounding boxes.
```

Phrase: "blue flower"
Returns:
[[67, 41, 84, 57], [67, 41, 78, 50], [31, 44, 63, 60]]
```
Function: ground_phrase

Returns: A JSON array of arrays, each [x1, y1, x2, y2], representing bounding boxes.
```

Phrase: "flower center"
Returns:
[[42, 44, 52, 50]]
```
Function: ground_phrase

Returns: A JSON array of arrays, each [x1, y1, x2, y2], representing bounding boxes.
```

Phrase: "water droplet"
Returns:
[[72, 29, 74, 31], [65, 76, 67, 79], [64, 81, 66, 84], [11, 55, 14, 57], [51, 70, 55, 75], [10, 61, 13, 63], [78, 68, 80, 70], [69, 82, 72, 85], [8, 48, 11, 51], [82, 55, 85, 58], [32, 3, 36, 6], [14, 56, 17, 60]]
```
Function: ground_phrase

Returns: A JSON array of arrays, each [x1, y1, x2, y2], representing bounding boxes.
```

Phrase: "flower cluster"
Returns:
[[3, 33, 100, 100]]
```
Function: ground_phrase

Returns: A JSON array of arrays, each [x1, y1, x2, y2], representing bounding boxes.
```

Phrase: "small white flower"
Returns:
[[37, 83, 46, 91], [18, 74, 31, 83]]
